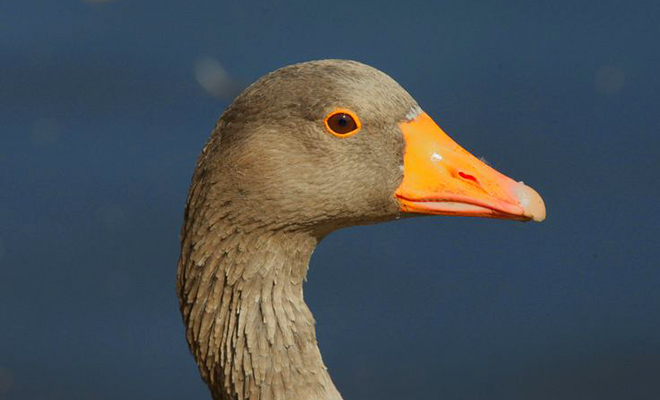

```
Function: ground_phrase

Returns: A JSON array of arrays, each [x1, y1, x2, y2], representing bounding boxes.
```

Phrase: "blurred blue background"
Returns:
[[1, 0, 659, 399]]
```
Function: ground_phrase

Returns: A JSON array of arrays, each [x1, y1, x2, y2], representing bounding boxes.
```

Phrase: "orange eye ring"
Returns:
[[323, 108, 361, 137]]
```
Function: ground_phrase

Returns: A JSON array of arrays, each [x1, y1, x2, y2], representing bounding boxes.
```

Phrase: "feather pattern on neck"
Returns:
[[178, 218, 342, 400]]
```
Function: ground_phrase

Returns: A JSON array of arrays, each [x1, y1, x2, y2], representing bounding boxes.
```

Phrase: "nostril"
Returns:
[[458, 171, 479, 184]]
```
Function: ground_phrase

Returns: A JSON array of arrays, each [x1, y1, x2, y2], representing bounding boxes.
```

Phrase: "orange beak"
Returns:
[[395, 112, 546, 222]]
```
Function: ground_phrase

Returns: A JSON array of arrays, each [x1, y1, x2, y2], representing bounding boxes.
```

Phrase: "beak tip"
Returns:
[[512, 182, 546, 222]]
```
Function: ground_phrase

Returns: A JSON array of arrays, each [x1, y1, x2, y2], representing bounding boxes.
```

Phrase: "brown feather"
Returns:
[[177, 60, 418, 400]]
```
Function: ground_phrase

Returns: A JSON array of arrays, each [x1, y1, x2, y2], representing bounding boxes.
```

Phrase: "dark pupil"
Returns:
[[329, 113, 355, 134]]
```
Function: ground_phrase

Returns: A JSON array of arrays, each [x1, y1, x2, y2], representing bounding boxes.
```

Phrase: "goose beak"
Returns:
[[395, 112, 546, 222]]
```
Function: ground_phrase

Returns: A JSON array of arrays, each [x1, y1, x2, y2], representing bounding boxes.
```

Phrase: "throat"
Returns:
[[178, 229, 342, 400]]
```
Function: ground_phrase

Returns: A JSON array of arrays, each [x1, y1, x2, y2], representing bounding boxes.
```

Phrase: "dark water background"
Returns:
[[1, 1, 659, 399]]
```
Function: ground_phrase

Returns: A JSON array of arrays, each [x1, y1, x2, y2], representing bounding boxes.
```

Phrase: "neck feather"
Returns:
[[178, 226, 342, 400]]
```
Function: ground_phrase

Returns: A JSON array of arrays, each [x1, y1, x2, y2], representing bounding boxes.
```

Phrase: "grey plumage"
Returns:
[[177, 60, 419, 400]]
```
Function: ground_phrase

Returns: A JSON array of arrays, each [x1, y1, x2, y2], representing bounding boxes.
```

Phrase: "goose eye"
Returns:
[[324, 109, 361, 137]]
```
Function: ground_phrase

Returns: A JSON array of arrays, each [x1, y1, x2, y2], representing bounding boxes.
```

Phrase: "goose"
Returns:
[[177, 59, 545, 400]]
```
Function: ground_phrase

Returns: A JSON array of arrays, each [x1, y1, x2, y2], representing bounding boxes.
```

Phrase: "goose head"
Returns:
[[178, 59, 545, 400], [193, 59, 544, 237]]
